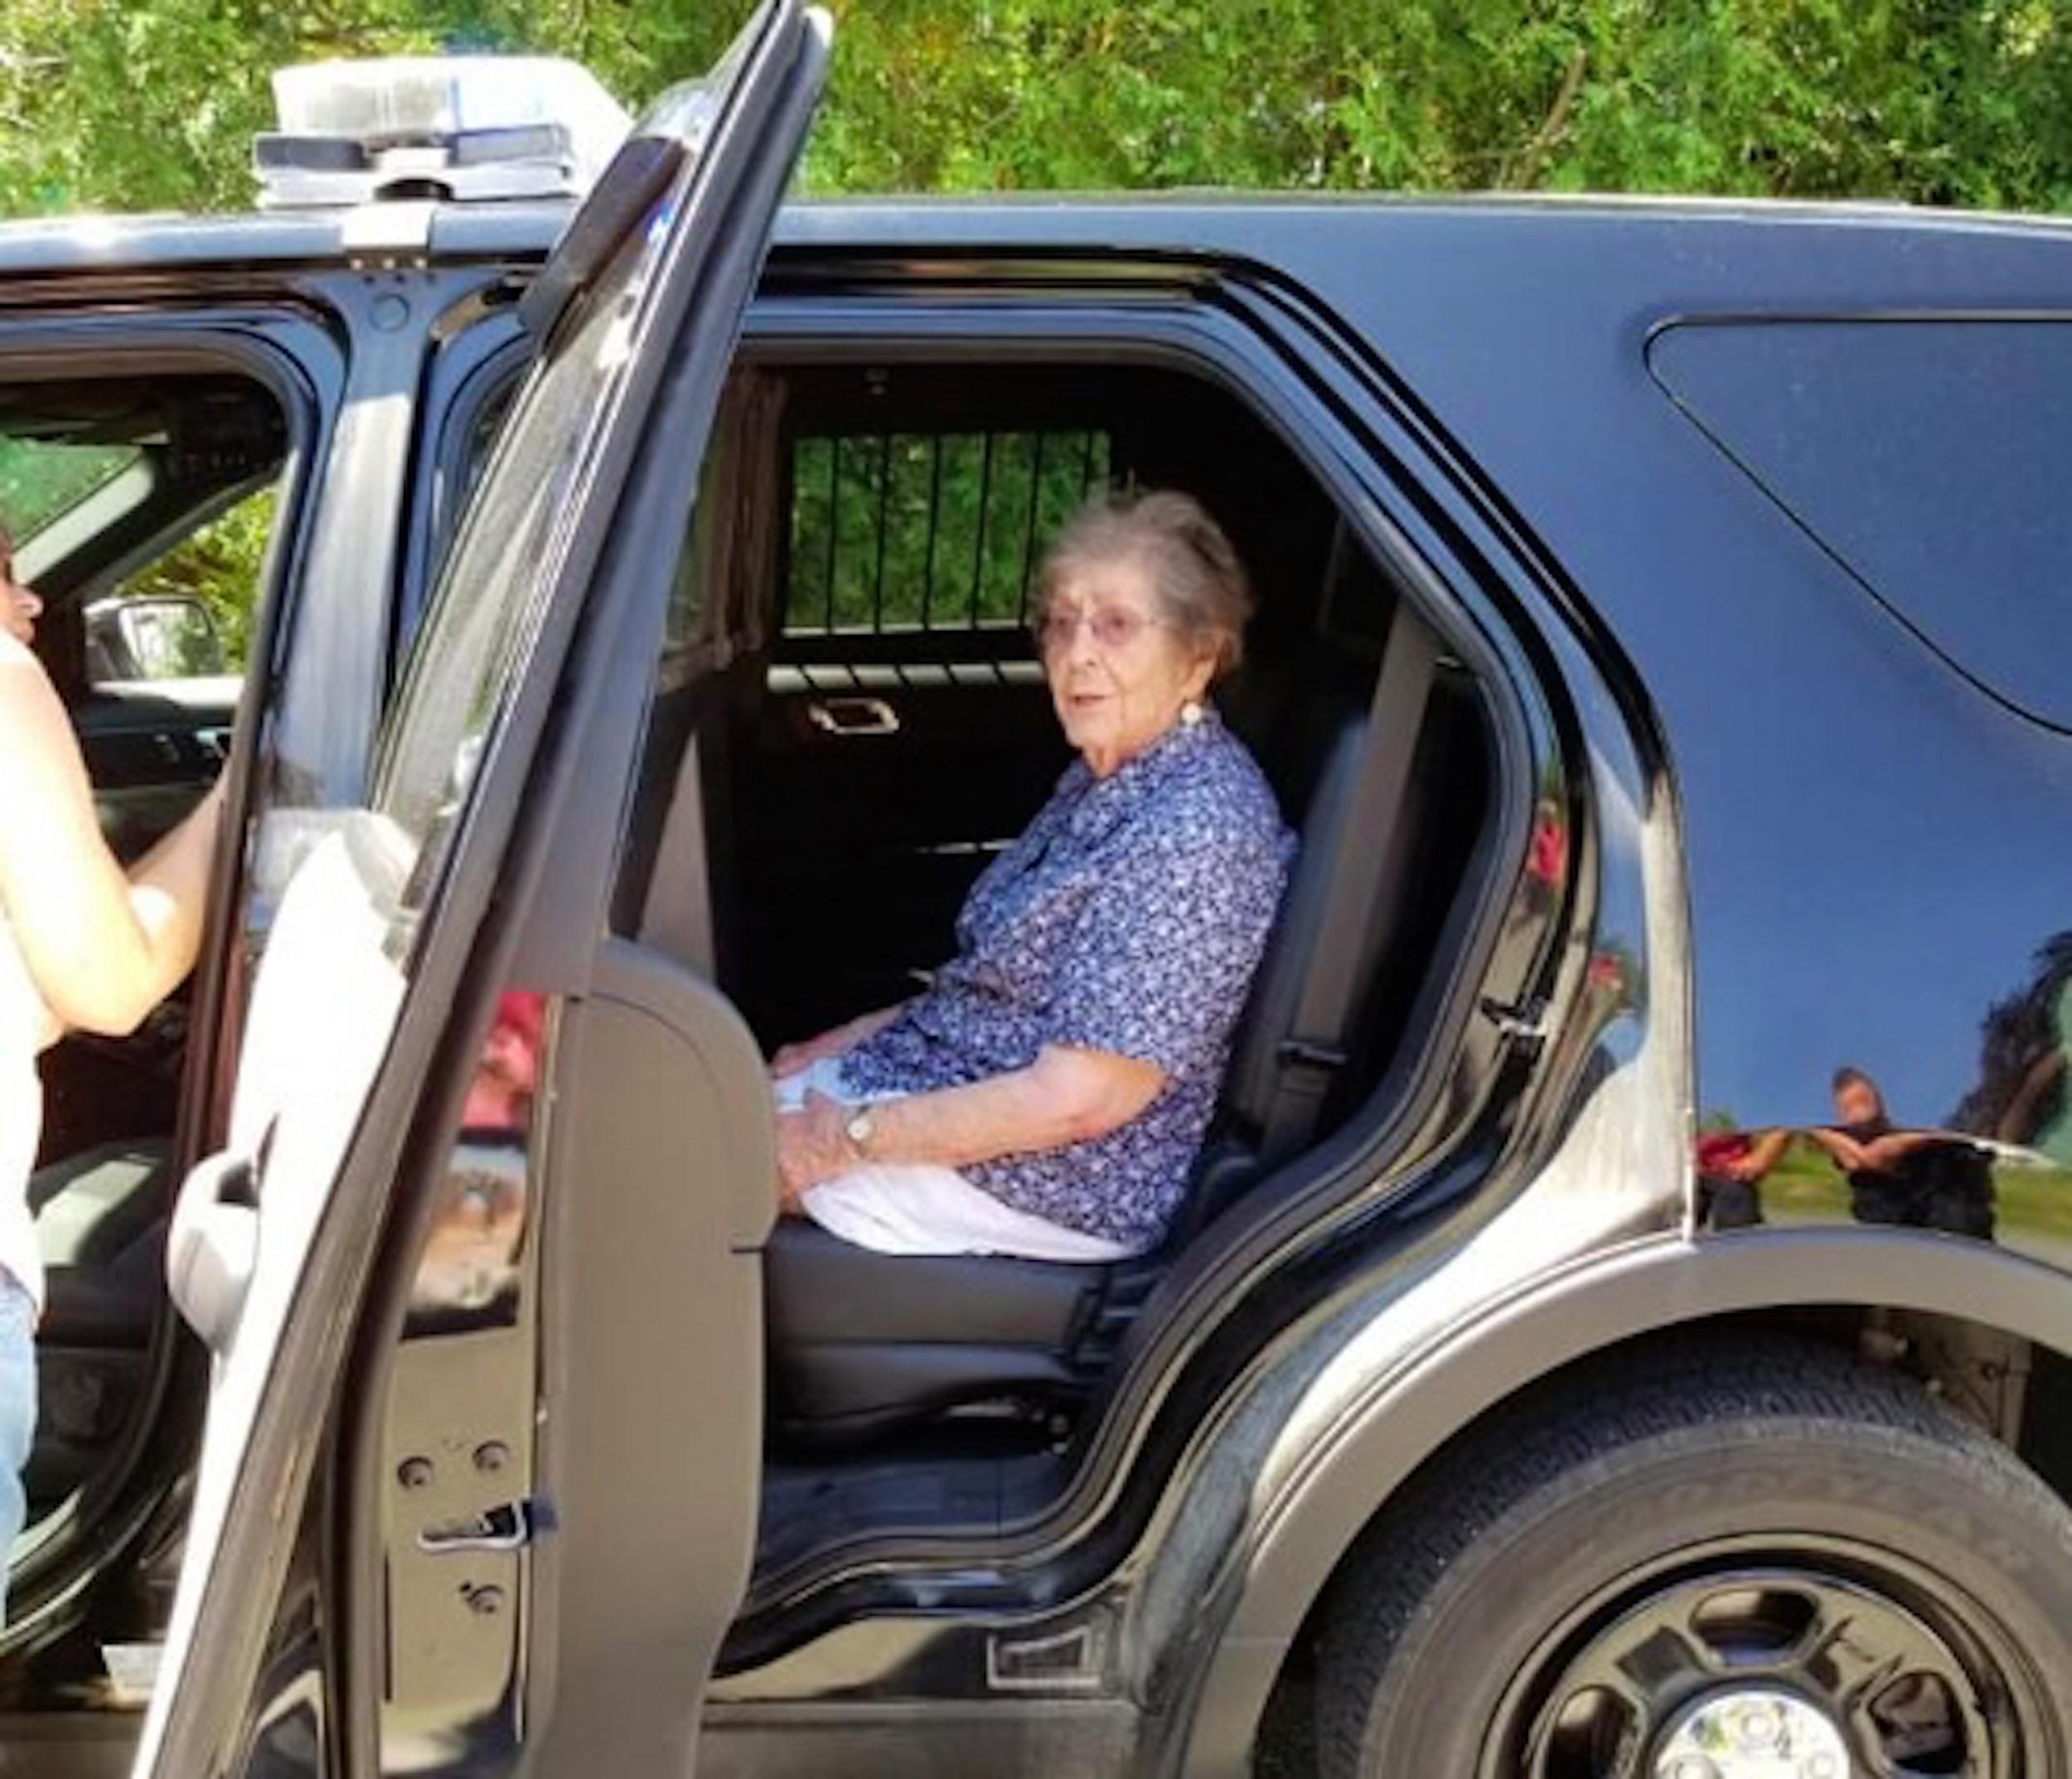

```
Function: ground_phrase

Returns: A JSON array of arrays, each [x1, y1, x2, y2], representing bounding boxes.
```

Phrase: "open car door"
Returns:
[[137, 7, 830, 1775]]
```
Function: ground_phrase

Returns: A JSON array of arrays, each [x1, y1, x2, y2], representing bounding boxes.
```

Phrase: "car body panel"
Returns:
[[0, 171, 2065, 1776], [132, 7, 832, 1774]]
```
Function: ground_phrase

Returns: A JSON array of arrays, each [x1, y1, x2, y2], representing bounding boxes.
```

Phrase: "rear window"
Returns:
[[784, 428, 1109, 636], [1648, 318, 2072, 729]]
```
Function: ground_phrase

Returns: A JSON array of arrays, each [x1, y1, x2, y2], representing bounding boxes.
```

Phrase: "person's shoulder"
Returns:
[[0, 634, 63, 720], [1150, 726, 1289, 858], [1193, 722, 1287, 826]]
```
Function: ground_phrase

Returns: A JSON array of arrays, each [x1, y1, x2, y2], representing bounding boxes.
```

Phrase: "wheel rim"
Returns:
[[1484, 1541, 2050, 1779]]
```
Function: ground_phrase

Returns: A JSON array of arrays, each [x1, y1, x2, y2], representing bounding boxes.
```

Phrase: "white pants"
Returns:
[[773, 1057, 1134, 1263]]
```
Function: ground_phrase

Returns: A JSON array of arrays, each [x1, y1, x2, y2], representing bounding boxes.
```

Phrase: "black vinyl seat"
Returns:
[[762, 637, 1471, 1444]]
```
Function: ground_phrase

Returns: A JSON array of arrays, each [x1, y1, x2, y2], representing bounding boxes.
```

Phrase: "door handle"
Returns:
[[806, 696, 900, 737]]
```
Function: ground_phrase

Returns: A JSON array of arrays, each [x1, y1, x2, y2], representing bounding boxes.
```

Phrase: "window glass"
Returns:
[[93, 483, 278, 680], [0, 436, 142, 538], [371, 178, 682, 957], [1649, 319, 2072, 729], [784, 428, 1109, 633]]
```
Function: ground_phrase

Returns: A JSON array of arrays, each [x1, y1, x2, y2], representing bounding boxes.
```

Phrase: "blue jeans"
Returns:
[[0, 1273, 35, 1626]]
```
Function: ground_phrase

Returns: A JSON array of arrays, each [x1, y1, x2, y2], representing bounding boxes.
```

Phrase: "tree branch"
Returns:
[[1510, 46, 1588, 189]]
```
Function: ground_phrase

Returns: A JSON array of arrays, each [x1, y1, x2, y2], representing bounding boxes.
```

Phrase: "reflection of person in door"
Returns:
[[1809, 1066, 1996, 1239], [1695, 1127, 1789, 1230], [460, 990, 546, 1133], [0, 530, 224, 1618], [410, 991, 545, 1321]]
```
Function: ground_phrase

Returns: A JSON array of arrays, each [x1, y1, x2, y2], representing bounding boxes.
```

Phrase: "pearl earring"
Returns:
[[1179, 700, 1204, 727]]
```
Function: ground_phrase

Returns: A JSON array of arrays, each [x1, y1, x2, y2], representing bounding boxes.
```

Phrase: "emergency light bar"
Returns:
[[254, 56, 632, 208]]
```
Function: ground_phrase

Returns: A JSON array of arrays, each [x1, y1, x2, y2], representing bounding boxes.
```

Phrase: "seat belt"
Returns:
[[1261, 599, 1440, 1160]]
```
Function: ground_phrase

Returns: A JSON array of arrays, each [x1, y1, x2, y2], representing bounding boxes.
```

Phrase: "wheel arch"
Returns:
[[1175, 1224, 2072, 1778]]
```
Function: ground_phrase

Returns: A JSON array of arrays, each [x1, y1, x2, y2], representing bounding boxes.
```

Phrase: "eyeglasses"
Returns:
[[1032, 605, 1169, 656]]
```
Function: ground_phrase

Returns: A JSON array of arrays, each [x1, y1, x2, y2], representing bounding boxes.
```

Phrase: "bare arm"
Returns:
[[775, 1043, 1165, 1208], [0, 642, 224, 1035], [1857, 1129, 1943, 1169], [1729, 1127, 1795, 1180], [1806, 1127, 1871, 1173]]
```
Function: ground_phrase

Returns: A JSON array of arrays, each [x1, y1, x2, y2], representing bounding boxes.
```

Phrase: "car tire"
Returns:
[[1313, 1335, 2072, 1778]]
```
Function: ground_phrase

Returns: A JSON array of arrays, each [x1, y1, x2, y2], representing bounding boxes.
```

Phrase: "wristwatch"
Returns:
[[843, 1108, 876, 1161]]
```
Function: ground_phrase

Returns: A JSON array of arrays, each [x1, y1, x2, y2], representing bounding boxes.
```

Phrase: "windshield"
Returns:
[[0, 435, 143, 541]]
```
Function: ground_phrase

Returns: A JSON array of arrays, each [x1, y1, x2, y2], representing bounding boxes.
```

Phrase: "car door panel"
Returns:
[[739, 665, 1065, 1039], [519, 943, 772, 1773], [136, 7, 831, 1776]]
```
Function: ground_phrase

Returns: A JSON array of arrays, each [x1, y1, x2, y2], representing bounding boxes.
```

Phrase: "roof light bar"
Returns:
[[254, 56, 632, 208]]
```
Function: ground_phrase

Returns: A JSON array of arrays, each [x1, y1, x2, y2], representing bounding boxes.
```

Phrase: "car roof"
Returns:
[[1, 188, 2070, 281]]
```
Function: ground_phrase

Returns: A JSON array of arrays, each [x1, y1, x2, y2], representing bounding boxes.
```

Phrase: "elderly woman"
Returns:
[[772, 490, 1293, 1262]]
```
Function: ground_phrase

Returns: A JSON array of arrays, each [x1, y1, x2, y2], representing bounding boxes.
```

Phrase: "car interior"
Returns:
[[1, 345, 1503, 1627], [0, 371, 283, 1536], [611, 349, 1504, 1593]]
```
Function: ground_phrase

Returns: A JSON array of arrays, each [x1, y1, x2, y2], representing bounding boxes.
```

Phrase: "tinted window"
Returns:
[[1649, 319, 2072, 729]]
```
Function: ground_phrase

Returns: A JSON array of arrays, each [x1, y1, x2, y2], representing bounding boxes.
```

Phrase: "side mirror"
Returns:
[[85, 594, 226, 684]]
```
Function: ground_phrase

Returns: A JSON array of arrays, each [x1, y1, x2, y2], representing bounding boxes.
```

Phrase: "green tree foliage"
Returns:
[[787, 428, 1107, 631], [5, 1, 2072, 216], [119, 487, 277, 669]]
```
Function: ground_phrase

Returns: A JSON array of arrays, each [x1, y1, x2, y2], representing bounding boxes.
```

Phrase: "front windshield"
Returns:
[[0, 436, 143, 541]]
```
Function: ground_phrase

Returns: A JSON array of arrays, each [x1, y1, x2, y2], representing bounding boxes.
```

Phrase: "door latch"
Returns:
[[1479, 993, 1551, 1049], [416, 1497, 552, 1556]]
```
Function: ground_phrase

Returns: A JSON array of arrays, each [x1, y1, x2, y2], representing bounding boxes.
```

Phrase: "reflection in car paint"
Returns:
[[382, 986, 549, 1773], [406, 990, 544, 1327], [1704, 928, 2072, 1265]]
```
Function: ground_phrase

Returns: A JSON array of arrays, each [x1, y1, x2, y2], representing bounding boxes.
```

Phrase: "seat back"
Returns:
[[1222, 705, 1372, 1138], [1172, 646, 1470, 1242]]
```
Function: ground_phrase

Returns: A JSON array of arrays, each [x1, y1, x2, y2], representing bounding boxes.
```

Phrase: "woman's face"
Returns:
[[0, 533, 41, 647], [1835, 1077, 1885, 1127], [1038, 555, 1217, 778]]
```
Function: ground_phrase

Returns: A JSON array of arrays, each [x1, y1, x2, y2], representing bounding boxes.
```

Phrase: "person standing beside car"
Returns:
[[0, 530, 224, 1619]]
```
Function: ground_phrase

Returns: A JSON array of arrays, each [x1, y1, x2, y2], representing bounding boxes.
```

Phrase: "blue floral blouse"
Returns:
[[839, 713, 1294, 1249]]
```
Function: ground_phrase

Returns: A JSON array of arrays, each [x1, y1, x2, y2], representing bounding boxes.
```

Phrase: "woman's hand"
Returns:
[[769, 1002, 906, 1081], [769, 1029, 846, 1081], [773, 1089, 857, 1213]]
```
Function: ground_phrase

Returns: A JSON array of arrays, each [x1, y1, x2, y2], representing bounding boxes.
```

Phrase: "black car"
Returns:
[[7, 4, 2072, 1775]]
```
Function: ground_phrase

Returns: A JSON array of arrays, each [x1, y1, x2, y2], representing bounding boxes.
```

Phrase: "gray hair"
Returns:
[[1035, 488, 1255, 680]]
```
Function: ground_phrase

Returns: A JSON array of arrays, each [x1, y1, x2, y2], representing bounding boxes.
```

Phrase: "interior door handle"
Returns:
[[167, 1144, 260, 1356], [807, 696, 899, 737]]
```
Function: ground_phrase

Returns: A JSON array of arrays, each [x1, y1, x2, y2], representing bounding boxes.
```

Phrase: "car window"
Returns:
[[0, 436, 142, 536], [90, 482, 277, 681], [1648, 318, 2072, 730], [785, 427, 1109, 634]]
